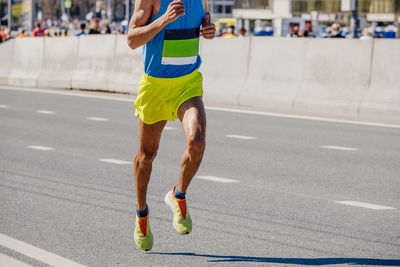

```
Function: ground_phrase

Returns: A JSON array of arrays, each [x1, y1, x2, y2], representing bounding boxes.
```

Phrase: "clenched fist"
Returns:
[[201, 13, 216, 39], [162, 0, 185, 24]]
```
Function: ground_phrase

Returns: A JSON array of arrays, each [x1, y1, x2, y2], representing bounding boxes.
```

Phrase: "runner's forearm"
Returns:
[[127, 16, 169, 50]]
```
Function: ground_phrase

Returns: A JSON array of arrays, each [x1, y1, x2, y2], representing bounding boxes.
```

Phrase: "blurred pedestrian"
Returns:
[[89, 19, 101, 34], [16, 28, 28, 38], [360, 28, 373, 40], [61, 28, 68, 37], [330, 23, 344, 38], [221, 25, 237, 38], [32, 22, 45, 37], [0, 26, 7, 41], [76, 23, 86, 36], [239, 27, 247, 37]]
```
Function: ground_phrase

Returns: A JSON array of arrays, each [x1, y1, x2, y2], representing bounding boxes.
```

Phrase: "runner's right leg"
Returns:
[[134, 119, 166, 251]]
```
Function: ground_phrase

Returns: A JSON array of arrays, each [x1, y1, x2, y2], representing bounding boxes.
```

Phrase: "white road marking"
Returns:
[[87, 117, 109, 122], [99, 158, 131, 165], [335, 201, 396, 210], [226, 134, 256, 140], [196, 175, 239, 183], [0, 104, 10, 109], [27, 145, 55, 151], [0, 233, 86, 267], [3, 86, 400, 129], [320, 145, 359, 151], [164, 126, 177, 130], [36, 110, 55, 115], [0, 253, 33, 267]]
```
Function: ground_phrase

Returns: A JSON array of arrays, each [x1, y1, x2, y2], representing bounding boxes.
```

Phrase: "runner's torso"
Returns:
[[143, 0, 206, 78]]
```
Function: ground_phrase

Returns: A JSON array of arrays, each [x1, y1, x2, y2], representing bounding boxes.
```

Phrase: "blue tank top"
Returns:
[[143, 0, 206, 78]]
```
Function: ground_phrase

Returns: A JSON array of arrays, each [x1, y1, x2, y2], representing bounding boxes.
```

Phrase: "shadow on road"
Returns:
[[149, 252, 400, 265]]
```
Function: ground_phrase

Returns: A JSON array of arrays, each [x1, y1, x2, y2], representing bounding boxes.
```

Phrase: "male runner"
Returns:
[[127, 0, 215, 251]]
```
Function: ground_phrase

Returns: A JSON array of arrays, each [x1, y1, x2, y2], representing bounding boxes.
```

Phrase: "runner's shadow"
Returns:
[[149, 252, 400, 265]]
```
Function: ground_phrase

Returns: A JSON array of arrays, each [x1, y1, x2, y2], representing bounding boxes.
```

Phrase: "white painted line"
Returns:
[[335, 201, 396, 210], [27, 145, 55, 151], [0, 233, 86, 267], [87, 117, 109, 122], [320, 145, 359, 151], [164, 126, 177, 130], [3, 86, 400, 129], [196, 175, 239, 183], [226, 134, 256, 140], [99, 158, 131, 165], [0, 104, 10, 109], [36, 110, 55, 115], [206, 106, 400, 129], [0, 253, 33, 267]]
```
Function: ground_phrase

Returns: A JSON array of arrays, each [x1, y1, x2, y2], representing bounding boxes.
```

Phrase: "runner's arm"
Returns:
[[201, 0, 216, 39], [127, 0, 185, 50]]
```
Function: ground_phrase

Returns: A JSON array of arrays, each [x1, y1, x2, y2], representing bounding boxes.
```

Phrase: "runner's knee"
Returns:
[[136, 147, 158, 164], [188, 138, 206, 156]]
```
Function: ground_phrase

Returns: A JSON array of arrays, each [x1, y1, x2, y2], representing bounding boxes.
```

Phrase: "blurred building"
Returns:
[[233, 0, 400, 36], [209, 0, 235, 19]]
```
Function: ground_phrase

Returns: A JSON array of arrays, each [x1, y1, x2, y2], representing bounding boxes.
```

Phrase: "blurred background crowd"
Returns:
[[0, 0, 399, 42]]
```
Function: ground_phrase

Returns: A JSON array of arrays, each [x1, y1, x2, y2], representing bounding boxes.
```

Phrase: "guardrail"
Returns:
[[1, 35, 399, 123]]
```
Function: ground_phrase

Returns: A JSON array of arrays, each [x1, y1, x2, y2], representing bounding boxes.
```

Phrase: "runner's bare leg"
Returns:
[[177, 96, 206, 193], [134, 119, 167, 210]]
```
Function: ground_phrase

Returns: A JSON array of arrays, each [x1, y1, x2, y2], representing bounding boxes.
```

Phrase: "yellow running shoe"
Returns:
[[134, 214, 153, 251], [164, 186, 192, 235]]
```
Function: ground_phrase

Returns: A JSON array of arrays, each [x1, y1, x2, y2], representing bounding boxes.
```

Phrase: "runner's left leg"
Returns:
[[177, 96, 206, 193]]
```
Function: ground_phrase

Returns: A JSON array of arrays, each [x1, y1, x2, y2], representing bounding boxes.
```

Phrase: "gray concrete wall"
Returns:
[[0, 36, 399, 123]]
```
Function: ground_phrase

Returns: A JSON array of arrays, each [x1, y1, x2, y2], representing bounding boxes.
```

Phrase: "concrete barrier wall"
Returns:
[[239, 38, 306, 113], [71, 35, 116, 91], [359, 39, 400, 120], [37, 37, 79, 89], [8, 38, 44, 87], [0, 36, 399, 123], [294, 39, 373, 116], [106, 35, 143, 93], [200, 37, 250, 106], [0, 39, 15, 85]]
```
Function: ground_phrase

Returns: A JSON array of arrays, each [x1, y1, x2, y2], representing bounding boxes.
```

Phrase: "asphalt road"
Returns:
[[1, 86, 399, 266]]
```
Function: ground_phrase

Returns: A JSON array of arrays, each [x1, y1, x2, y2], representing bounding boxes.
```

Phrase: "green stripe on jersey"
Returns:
[[162, 38, 199, 58]]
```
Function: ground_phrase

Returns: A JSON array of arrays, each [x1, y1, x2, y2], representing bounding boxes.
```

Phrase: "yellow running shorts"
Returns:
[[134, 70, 203, 124]]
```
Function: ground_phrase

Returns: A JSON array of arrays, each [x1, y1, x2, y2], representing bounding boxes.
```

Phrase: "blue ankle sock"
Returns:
[[174, 187, 186, 199], [136, 204, 148, 218]]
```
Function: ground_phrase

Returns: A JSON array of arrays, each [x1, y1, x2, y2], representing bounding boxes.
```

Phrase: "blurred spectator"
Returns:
[[239, 27, 247, 37], [105, 24, 111, 34], [32, 22, 45, 37], [221, 26, 237, 38], [0, 26, 7, 41], [61, 28, 68, 37], [76, 23, 86, 36], [44, 29, 51, 37], [118, 26, 125, 35], [16, 28, 28, 38], [375, 33, 384, 38], [360, 28, 373, 40], [330, 23, 344, 38], [89, 19, 101, 34], [297, 29, 309, 37]]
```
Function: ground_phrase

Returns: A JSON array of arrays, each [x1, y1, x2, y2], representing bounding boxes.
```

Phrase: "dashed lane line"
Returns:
[[320, 145, 359, 151], [36, 110, 55, 115], [226, 134, 257, 140], [164, 126, 177, 130], [0, 233, 86, 267], [99, 158, 131, 165], [0, 253, 33, 267], [335, 201, 396, 210], [196, 175, 240, 183], [86, 117, 109, 122], [27, 145, 55, 151]]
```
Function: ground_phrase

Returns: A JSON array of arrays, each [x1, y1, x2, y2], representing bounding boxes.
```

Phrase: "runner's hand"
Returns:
[[162, 0, 185, 24], [201, 13, 215, 39]]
